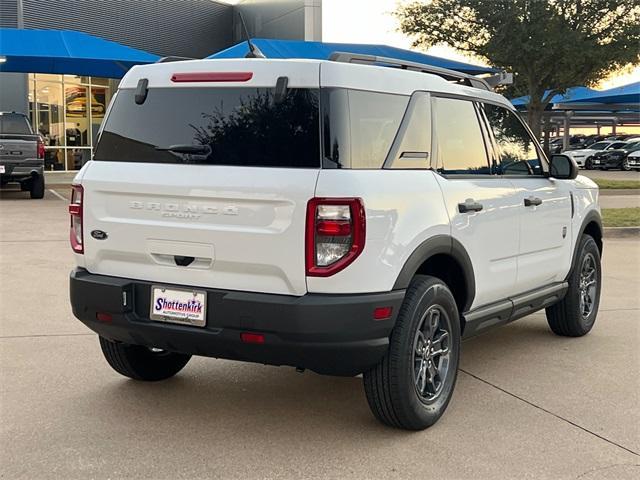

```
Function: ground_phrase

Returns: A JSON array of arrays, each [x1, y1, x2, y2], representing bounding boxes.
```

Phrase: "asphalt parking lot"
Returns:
[[1, 189, 639, 480]]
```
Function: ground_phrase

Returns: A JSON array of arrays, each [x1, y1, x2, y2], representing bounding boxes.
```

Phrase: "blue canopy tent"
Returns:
[[0, 28, 159, 78], [556, 81, 640, 107], [512, 82, 640, 148], [208, 39, 497, 76], [510, 87, 598, 110]]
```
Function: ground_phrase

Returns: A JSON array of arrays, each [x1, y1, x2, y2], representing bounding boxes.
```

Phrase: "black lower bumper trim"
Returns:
[[70, 268, 405, 376]]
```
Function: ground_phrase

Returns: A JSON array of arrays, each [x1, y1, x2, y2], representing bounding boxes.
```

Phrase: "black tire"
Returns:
[[622, 158, 631, 171], [363, 275, 461, 430], [546, 235, 601, 337], [585, 157, 593, 170], [30, 175, 45, 199], [99, 336, 191, 381]]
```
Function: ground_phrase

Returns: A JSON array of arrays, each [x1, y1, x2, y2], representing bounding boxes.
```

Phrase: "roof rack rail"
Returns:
[[156, 56, 194, 63], [328, 52, 492, 91]]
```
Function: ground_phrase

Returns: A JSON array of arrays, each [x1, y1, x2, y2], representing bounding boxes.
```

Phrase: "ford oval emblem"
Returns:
[[91, 230, 108, 240]]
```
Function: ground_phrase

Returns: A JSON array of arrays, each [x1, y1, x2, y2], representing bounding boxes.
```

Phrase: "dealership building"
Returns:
[[0, 0, 322, 171]]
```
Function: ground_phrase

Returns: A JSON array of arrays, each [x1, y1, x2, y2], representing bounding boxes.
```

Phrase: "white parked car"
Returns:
[[627, 148, 640, 171], [563, 140, 628, 168], [69, 54, 603, 430]]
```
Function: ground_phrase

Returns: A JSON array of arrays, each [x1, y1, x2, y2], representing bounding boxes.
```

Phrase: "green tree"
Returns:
[[396, 0, 640, 138]]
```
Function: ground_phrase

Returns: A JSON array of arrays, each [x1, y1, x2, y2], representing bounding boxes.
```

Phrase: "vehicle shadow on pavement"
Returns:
[[74, 317, 562, 438]]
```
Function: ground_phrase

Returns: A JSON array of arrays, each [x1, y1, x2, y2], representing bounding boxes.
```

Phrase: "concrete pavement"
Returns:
[[1, 189, 639, 479], [599, 195, 640, 209]]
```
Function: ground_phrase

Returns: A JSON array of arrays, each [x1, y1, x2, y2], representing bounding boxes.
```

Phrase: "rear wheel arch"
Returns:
[[393, 235, 475, 317]]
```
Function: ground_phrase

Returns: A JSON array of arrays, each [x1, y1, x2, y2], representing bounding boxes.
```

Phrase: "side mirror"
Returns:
[[549, 154, 578, 179]]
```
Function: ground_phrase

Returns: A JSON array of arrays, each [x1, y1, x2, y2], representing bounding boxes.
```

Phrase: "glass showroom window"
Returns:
[[28, 74, 113, 171]]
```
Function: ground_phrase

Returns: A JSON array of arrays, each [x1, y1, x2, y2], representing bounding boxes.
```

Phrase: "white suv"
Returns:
[[69, 54, 603, 430]]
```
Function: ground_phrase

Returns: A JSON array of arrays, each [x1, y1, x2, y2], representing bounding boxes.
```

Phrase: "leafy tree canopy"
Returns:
[[396, 0, 640, 137]]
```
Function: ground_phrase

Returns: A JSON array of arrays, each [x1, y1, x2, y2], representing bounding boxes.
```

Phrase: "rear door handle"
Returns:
[[524, 196, 542, 207], [458, 199, 484, 213]]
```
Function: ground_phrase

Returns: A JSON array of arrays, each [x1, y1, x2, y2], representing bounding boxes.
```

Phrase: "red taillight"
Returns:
[[37, 137, 45, 159], [240, 332, 265, 344], [69, 184, 84, 254], [171, 72, 253, 83], [305, 198, 365, 277]]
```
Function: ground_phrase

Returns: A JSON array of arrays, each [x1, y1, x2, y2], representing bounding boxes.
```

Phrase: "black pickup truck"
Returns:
[[0, 112, 45, 199]]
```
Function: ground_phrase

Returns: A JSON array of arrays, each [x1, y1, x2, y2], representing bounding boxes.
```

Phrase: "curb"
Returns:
[[604, 227, 640, 238]]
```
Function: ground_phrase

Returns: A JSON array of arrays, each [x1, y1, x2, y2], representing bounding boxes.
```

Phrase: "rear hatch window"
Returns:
[[94, 87, 320, 168], [0, 113, 33, 134]]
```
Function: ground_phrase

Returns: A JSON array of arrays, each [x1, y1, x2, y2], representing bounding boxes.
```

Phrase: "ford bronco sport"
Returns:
[[69, 54, 602, 430]]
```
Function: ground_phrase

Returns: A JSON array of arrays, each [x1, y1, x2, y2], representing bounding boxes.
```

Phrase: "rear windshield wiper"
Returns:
[[155, 144, 212, 163], [155, 144, 211, 155]]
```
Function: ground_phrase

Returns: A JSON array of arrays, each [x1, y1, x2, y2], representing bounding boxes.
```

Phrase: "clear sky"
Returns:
[[322, 0, 639, 90]]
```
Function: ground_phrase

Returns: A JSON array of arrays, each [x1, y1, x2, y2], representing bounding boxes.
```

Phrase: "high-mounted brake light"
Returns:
[[306, 198, 365, 277], [69, 184, 84, 254], [170, 72, 253, 83]]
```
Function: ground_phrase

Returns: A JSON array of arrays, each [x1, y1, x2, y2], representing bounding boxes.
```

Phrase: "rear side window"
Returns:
[[0, 113, 32, 134], [94, 87, 320, 168], [322, 89, 409, 169], [433, 97, 489, 175]]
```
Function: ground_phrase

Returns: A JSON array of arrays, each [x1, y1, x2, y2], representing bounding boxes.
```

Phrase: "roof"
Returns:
[[121, 57, 511, 109], [207, 39, 497, 76], [0, 28, 159, 78]]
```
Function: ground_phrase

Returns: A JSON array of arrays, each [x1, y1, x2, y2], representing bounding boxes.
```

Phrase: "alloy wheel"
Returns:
[[579, 252, 598, 319], [412, 305, 452, 403]]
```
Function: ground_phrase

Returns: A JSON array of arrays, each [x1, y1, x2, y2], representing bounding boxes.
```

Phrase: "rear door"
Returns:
[[480, 102, 572, 293], [81, 61, 321, 296], [431, 96, 521, 310]]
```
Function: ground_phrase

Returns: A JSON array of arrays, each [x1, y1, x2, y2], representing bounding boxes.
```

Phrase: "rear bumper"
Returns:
[[0, 160, 44, 181], [70, 268, 405, 376]]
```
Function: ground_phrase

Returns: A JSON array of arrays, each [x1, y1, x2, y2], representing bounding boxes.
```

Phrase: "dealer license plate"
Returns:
[[150, 286, 207, 327], [0, 165, 5, 173]]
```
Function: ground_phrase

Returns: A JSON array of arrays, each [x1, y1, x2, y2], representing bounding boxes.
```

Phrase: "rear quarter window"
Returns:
[[321, 89, 409, 169]]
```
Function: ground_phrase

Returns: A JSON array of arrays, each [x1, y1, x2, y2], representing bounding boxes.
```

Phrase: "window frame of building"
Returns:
[[28, 73, 114, 171]]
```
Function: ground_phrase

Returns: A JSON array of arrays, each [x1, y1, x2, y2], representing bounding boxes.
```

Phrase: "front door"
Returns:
[[479, 102, 572, 294]]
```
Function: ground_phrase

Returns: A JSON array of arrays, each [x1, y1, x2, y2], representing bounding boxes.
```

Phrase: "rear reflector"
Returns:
[[373, 307, 393, 320], [171, 72, 253, 83], [240, 332, 265, 344], [96, 312, 112, 322]]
